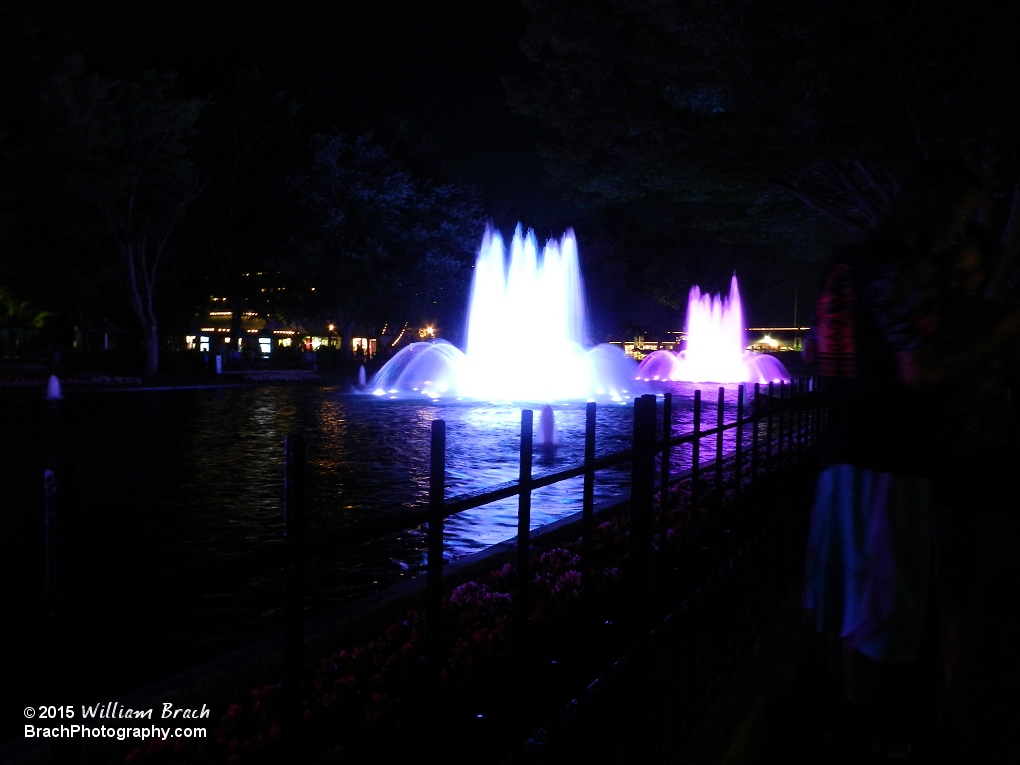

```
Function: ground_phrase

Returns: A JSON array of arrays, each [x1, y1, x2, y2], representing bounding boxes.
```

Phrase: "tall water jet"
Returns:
[[370, 226, 638, 402], [46, 375, 62, 400], [636, 274, 789, 384]]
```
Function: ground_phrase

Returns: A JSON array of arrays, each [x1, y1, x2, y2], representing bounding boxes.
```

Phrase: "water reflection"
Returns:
[[0, 381, 765, 711]]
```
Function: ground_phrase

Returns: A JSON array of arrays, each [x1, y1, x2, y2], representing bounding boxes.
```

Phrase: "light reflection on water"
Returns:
[[0, 381, 757, 703], [1, 382, 754, 576]]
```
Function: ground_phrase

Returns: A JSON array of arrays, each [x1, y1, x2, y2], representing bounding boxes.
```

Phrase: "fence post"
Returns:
[[735, 385, 745, 503], [809, 376, 816, 448], [582, 402, 596, 596], [807, 377, 814, 451], [787, 382, 794, 476], [659, 392, 673, 572], [779, 381, 788, 480], [627, 393, 658, 762], [765, 381, 774, 487], [791, 378, 798, 459], [816, 376, 824, 446], [815, 376, 822, 448], [516, 409, 534, 633], [427, 420, 446, 673], [751, 383, 760, 492], [801, 378, 809, 456], [796, 378, 805, 460], [788, 380, 795, 466], [691, 389, 702, 510], [44, 469, 73, 623], [43, 467, 80, 765], [715, 387, 724, 504], [630, 394, 656, 610], [283, 432, 305, 749]]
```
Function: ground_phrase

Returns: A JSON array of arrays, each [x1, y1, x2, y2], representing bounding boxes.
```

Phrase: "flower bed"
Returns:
[[124, 435, 805, 764]]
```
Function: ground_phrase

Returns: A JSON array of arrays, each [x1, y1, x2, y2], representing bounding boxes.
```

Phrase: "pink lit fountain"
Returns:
[[636, 275, 789, 384], [369, 226, 640, 402]]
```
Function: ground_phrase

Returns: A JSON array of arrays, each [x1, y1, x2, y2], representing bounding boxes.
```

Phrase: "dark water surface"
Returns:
[[0, 382, 748, 737]]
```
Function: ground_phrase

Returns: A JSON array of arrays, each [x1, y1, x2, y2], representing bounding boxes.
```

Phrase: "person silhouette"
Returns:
[[803, 157, 1020, 757]]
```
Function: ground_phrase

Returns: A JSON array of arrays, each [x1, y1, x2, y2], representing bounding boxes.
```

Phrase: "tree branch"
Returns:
[[776, 181, 870, 235]]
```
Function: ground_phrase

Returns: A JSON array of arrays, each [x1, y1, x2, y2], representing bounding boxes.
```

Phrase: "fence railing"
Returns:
[[38, 377, 826, 762], [278, 378, 824, 758]]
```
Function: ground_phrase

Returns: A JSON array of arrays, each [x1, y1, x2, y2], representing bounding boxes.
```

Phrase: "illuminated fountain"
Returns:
[[370, 226, 638, 402], [636, 274, 789, 384], [46, 375, 62, 400], [537, 404, 557, 448]]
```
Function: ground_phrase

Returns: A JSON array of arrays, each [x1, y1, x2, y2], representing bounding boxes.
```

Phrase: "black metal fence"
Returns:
[[38, 378, 825, 763], [281, 378, 825, 760]]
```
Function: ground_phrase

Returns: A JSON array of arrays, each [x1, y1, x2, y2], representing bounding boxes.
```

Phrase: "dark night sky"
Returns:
[[37, 0, 577, 231], [18, 0, 832, 330]]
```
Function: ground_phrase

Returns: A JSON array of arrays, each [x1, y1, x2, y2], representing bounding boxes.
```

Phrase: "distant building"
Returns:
[[613, 327, 809, 360], [610, 333, 682, 361], [185, 300, 302, 357], [744, 327, 809, 352], [184, 299, 392, 360]]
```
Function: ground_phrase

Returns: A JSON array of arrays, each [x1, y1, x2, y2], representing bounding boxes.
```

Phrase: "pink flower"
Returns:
[[337, 674, 358, 689]]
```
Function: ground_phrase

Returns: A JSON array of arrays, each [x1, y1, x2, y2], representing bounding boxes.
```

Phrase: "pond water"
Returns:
[[0, 381, 755, 728]]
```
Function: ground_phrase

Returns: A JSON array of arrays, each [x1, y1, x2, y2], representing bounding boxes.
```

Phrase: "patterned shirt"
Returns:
[[815, 237, 938, 475]]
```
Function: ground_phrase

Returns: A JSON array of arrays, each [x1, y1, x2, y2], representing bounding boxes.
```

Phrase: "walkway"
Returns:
[[677, 513, 1020, 765]]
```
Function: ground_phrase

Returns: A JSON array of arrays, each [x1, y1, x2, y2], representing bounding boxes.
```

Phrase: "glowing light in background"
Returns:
[[370, 226, 638, 402], [636, 274, 789, 384]]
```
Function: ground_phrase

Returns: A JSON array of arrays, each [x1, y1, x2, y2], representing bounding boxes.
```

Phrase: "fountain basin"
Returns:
[[371, 226, 641, 402], [636, 274, 789, 384]]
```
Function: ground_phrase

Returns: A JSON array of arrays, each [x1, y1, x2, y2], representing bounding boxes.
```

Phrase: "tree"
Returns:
[[508, 0, 1020, 259], [0, 281, 49, 328], [393, 177, 489, 342], [51, 68, 204, 374], [0, 3, 206, 372], [95, 72, 203, 373], [0, 6, 126, 341], [288, 132, 484, 357], [189, 65, 301, 346]]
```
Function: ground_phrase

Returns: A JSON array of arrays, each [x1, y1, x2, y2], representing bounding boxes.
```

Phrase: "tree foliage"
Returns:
[[508, 0, 1020, 257], [0, 4, 121, 325], [0, 5, 205, 372], [0, 282, 49, 327], [51, 68, 204, 374], [0, 2, 492, 366], [288, 132, 485, 355], [188, 65, 302, 342]]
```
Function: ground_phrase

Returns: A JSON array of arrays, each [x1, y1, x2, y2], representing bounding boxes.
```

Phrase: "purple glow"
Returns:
[[636, 275, 789, 384], [369, 226, 639, 402], [537, 404, 557, 446], [46, 375, 62, 400]]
